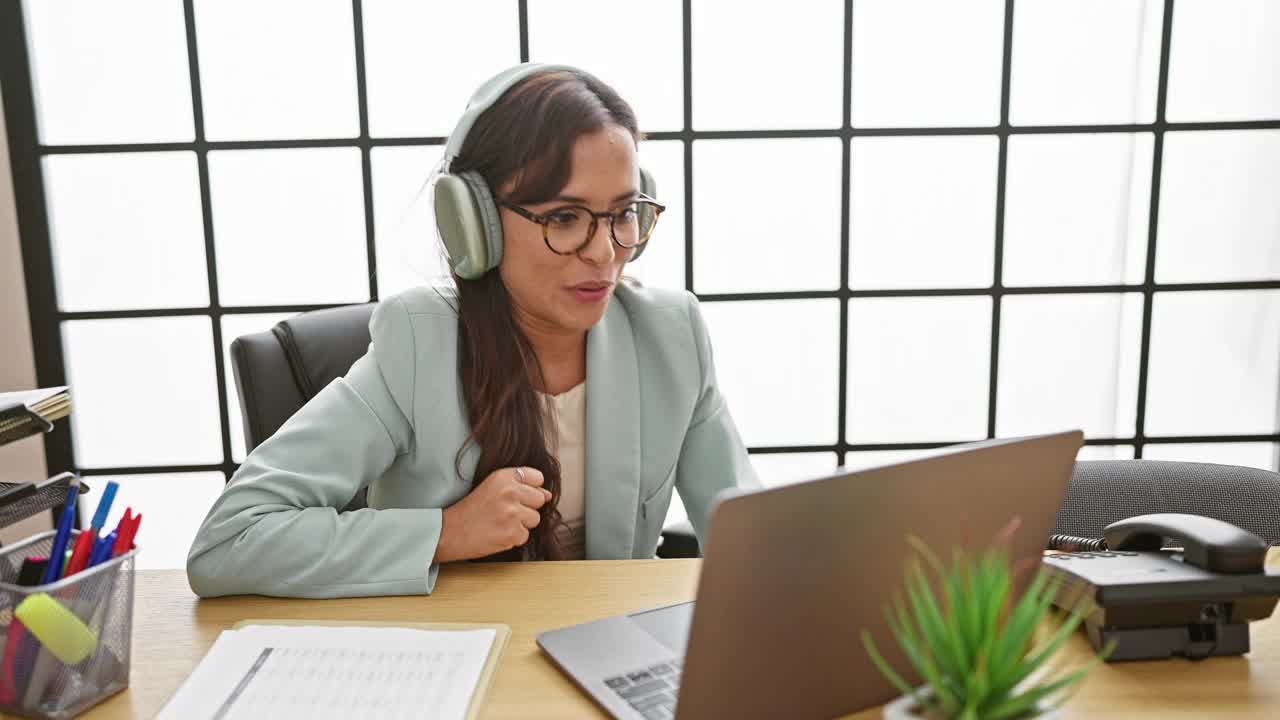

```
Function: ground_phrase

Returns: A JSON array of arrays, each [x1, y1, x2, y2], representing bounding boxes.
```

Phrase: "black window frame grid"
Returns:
[[2, 0, 1278, 500]]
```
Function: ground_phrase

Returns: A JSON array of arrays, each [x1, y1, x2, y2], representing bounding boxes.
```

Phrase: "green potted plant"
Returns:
[[862, 525, 1112, 719]]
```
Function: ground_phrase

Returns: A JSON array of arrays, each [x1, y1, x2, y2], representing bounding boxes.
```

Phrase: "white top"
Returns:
[[540, 381, 587, 559]]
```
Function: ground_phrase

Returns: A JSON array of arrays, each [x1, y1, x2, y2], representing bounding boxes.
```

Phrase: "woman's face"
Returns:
[[497, 124, 639, 335]]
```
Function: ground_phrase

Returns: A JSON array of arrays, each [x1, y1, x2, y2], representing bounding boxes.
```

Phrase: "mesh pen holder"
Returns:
[[0, 530, 135, 719], [0, 476, 84, 532]]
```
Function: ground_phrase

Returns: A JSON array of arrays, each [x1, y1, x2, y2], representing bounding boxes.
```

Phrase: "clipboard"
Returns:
[[233, 618, 510, 720]]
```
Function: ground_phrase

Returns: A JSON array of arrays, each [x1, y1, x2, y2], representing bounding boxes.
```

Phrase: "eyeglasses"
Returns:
[[499, 194, 666, 256]]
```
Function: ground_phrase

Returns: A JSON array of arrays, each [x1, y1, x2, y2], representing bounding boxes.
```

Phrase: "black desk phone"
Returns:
[[1043, 513, 1280, 661]]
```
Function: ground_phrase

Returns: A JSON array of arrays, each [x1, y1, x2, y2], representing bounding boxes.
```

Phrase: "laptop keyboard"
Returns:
[[603, 659, 682, 719]]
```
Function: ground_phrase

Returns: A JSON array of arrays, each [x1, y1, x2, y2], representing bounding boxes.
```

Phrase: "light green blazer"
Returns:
[[186, 283, 759, 598]]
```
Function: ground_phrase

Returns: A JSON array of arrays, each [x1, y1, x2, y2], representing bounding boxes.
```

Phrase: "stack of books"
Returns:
[[0, 387, 84, 530]]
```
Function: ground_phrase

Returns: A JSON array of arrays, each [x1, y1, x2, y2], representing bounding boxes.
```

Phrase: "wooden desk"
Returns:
[[71, 557, 1280, 719]]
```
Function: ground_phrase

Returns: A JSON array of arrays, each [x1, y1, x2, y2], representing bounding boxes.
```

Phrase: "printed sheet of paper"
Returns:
[[158, 625, 497, 720]]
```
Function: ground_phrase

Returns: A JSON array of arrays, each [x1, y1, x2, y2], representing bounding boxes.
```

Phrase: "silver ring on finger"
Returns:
[[513, 466, 526, 485]]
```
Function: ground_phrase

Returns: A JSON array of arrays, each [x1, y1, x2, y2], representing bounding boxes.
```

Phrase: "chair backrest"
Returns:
[[1053, 459, 1280, 544], [229, 303, 376, 510]]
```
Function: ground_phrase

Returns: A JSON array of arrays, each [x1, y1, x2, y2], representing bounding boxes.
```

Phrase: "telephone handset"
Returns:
[[1044, 513, 1280, 661], [1102, 513, 1269, 574]]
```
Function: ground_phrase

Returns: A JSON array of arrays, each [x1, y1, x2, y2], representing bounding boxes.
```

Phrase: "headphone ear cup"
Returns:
[[433, 171, 504, 279], [629, 166, 658, 262], [458, 170, 504, 272]]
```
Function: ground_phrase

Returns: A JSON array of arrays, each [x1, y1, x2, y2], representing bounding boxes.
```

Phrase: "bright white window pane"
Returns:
[[530, 0, 682, 132], [363, 1, 519, 138], [700, 300, 840, 446], [24, 1, 193, 144], [1009, 0, 1161, 125], [692, 2, 843, 130], [44, 153, 208, 311], [209, 148, 369, 306], [193, 0, 359, 141], [1145, 291, 1280, 436], [627, 140, 686, 290], [1077, 445, 1136, 461], [848, 297, 991, 443], [1143, 443, 1278, 473], [221, 313, 296, 462], [78, 472, 225, 570], [694, 139, 841, 293], [63, 318, 222, 467], [997, 294, 1143, 438], [1157, 130, 1280, 283], [851, 0, 1004, 127], [1166, 0, 1280, 122], [751, 452, 840, 487], [371, 147, 447, 298], [663, 494, 688, 530], [1004, 134, 1152, 287], [843, 449, 943, 472], [850, 136, 997, 289]]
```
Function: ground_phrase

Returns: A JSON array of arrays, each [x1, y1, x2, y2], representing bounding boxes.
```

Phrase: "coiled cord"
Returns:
[[1046, 534, 1108, 552]]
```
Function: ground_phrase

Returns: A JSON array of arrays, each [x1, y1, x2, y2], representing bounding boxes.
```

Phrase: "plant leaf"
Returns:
[[885, 600, 962, 715], [959, 548, 986, 657], [902, 585, 962, 713], [861, 629, 917, 698], [987, 567, 1053, 677], [908, 560, 967, 681], [972, 551, 1011, 705], [983, 660, 1096, 719], [1002, 603, 1092, 695], [907, 535, 948, 578]]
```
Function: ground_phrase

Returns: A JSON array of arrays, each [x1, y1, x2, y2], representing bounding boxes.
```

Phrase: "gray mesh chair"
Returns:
[[1053, 459, 1280, 545], [657, 458, 1280, 559]]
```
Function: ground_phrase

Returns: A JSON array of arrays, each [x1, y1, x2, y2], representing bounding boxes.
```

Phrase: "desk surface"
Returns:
[[80, 558, 1280, 719]]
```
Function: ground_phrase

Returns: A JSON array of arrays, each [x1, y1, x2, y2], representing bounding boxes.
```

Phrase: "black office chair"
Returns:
[[656, 458, 1280, 560], [230, 303, 377, 512], [229, 303, 696, 550]]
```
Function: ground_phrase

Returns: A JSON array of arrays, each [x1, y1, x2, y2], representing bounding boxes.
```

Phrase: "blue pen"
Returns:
[[40, 477, 80, 584], [67, 480, 119, 576], [88, 531, 117, 568], [89, 481, 118, 534]]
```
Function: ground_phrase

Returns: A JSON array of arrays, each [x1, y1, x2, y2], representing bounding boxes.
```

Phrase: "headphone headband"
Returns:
[[442, 63, 580, 171]]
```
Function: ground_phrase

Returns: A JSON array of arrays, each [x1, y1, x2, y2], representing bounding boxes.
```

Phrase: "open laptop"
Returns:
[[537, 430, 1083, 719]]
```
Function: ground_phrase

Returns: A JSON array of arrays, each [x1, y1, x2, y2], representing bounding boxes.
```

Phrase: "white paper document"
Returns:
[[158, 624, 497, 720]]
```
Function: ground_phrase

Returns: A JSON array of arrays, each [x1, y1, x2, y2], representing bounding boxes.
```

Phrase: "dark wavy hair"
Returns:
[[448, 68, 642, 560]]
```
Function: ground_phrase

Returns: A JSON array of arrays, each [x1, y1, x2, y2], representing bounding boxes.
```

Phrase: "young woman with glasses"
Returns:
[[187, 64, 758, 598]]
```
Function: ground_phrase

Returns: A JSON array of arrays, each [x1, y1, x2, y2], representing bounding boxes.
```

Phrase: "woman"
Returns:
[[187, 63, 758, 598]]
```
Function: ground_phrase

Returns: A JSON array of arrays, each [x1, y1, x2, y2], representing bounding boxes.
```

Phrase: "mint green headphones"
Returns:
[[433, 63, 656, 280]]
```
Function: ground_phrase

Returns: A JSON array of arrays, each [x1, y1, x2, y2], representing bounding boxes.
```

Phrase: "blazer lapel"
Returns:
[[584, 298, 642, 559]]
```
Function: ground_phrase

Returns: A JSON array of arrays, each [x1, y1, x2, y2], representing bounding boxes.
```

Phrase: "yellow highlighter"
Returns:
[[14, 593, 97, 665]]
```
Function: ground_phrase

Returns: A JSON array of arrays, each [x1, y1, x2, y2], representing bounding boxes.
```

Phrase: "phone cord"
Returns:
[[1046, 534, 1109, 552]]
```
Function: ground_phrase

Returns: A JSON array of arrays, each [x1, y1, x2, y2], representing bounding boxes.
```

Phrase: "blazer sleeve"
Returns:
[[674, 293, 761, 546], [186, 296, 444, 598]]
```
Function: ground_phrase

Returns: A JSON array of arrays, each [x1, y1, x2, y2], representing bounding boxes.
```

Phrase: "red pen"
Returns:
[[0, 621, 23, 703], [112, 512, 140, 556], [110, 509, 133, 556], [64, 531, 95, 576], [125, 513, 141, 548]]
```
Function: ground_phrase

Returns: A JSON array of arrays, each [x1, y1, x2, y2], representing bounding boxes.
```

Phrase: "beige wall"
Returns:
[[0, 77, 54, 540]]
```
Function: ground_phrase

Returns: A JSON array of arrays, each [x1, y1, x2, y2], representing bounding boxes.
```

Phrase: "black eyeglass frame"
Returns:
[[499, 193, 667, 256]]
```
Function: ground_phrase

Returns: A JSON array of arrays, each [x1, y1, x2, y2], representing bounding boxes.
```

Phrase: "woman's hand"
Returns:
[[434, 467, 553, 563]]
